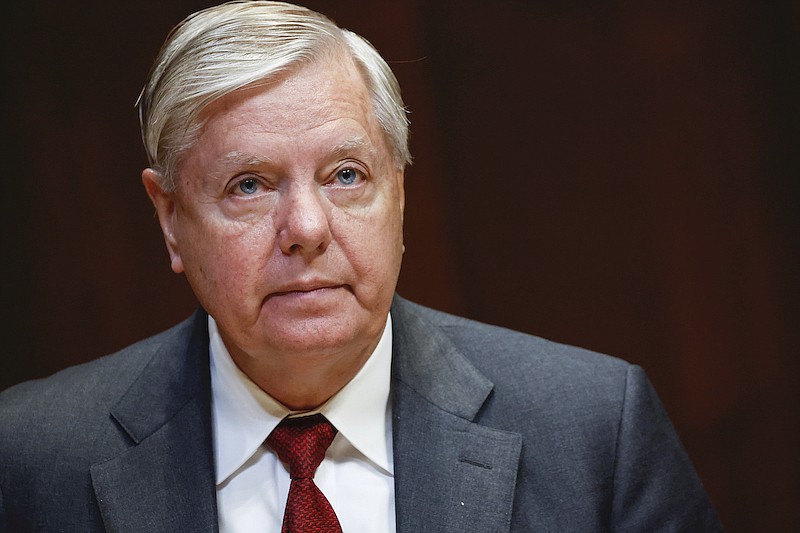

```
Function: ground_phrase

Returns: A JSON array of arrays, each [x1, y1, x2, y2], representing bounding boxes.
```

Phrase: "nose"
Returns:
[[276, 184, 332, 256]]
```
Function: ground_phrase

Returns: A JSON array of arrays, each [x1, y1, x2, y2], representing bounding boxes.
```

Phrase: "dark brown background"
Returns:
[[2, 1, 798, 531]]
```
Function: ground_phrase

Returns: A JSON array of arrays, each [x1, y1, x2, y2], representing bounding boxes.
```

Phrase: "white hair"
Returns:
[[138, 0, 411, 190]]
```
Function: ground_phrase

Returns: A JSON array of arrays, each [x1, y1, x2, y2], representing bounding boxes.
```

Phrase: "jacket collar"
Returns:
[[390, 296, 522, 533], [90, 310, 218, 532]]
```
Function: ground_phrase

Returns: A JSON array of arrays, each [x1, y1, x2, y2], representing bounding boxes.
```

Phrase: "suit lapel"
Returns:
[[90, 311, 218, 532], [391, 298, 522, 533]]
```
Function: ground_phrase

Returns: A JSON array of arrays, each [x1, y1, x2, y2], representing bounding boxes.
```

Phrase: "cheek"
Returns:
[[178, 214, 274, 296], [336, 199, 404, 286]]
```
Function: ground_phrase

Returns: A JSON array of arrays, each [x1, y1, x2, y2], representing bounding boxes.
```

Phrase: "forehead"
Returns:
[[201, 55, 377, 142], [174, 53, 396, 184]]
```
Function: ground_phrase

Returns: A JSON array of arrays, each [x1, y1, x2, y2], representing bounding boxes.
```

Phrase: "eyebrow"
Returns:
[[221, 151, 274, 167], [217, 136, 372, 170], [329, 136, 370, 158]]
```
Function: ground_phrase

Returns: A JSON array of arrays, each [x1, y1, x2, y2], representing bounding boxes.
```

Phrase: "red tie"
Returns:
[[267, 414, 343, 533]]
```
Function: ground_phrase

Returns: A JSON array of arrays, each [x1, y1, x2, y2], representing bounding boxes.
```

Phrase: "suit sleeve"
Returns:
[[610, 365, 724, 532]]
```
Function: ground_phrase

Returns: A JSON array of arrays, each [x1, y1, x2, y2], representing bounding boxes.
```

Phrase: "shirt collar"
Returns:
[[210, 314, 394, 485]]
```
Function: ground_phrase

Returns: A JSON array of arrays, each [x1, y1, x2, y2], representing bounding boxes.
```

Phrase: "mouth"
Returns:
[[267, 283, 347, 300]]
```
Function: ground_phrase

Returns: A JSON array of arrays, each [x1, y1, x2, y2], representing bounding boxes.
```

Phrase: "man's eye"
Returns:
[[336, 168, 360, 185], [238, 178, 259, 195]]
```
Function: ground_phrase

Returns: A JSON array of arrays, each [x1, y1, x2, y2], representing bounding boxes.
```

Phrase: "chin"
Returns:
[[275, 312, 387, 356]]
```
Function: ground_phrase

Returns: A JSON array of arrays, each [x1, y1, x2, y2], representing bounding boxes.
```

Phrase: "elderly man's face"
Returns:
[[145, 55, 405, 377]]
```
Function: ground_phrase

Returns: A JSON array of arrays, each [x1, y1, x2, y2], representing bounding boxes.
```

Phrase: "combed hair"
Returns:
[[138, 0, 411, 190]]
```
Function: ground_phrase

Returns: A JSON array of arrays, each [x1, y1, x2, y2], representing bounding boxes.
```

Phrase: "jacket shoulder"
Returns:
[[0, 313, 205, 529], [392, 295, 636, 461], [0, 314, 197, 444], [393, 295, 632, 389]]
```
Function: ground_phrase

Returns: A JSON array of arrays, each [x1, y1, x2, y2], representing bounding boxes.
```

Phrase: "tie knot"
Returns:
[[267, 414, 338, 479]]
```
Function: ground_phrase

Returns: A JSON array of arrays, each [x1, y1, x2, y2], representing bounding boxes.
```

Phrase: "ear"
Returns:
[[142, 168, 184, 273], [395, 168, 405, 220], [395, 169, 406, 254]]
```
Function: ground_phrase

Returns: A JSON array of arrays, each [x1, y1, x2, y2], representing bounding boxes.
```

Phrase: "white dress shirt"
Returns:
[[210, 314, 396, 533]]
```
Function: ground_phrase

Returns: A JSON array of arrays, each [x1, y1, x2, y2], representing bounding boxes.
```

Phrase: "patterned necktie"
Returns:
[[267, 414, 343, 533]]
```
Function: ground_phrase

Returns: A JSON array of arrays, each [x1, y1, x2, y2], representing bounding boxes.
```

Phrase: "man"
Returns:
[[0, 1, 723, 531]]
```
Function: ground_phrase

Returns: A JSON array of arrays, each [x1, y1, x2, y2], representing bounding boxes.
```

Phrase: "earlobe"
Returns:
[[142, 168, 185, 273]]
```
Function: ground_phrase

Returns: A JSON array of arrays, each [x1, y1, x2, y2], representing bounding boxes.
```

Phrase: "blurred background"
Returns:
[[2, 1, 798, 530]]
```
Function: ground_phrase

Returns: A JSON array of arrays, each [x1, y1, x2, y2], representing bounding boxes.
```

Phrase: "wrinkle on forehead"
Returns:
[[224, 134, 371, 163]]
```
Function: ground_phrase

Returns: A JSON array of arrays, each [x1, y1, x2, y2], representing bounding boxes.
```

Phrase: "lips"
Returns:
[[267, 282, 346, 299]]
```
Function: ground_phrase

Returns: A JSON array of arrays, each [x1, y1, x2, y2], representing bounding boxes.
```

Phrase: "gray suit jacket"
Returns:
[[0, 296, 722, 531]]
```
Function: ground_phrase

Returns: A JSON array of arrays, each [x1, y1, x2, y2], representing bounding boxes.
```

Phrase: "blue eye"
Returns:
[[336, 168, 359, 185], [238, 178, 259, 195]]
